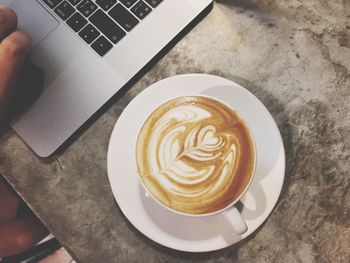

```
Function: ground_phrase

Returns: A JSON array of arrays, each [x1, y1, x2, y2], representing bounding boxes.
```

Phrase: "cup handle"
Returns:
[[224, 206, 248, 235]]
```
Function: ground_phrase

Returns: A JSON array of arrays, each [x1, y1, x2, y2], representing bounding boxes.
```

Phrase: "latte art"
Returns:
[[136, 96, 255, 214]]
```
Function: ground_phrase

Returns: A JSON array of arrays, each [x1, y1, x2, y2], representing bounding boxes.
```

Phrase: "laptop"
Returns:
[[0, 0, 213, 157]]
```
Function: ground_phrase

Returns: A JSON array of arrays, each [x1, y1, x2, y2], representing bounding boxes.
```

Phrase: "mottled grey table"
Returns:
[[1, 1, 349, 262]]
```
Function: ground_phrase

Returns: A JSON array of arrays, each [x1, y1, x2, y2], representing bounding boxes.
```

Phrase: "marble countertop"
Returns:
[[1, 1, 349, 262]]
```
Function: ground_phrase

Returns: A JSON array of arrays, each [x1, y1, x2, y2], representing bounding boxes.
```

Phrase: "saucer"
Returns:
[[107, 74, 285, 252]]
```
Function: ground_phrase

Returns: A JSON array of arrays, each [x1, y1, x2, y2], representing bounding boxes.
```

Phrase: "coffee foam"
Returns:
[[136, 96, 255, 214]]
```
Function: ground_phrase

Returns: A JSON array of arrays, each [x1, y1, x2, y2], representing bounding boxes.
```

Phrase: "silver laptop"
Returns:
[[1, 0, 213, 157]]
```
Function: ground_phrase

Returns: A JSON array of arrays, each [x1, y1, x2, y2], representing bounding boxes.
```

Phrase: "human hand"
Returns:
[[0, 177, 49, 257], [0, 5, 48, 257]]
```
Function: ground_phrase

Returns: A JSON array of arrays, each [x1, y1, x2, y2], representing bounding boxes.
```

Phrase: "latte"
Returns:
[[136, 96, 255, 214]]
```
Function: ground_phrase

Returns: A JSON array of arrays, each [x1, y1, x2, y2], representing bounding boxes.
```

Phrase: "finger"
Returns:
[[0, 182, 20, 223], [0, 30, 31, 124], [0, 5, 18, 41], [0, 217, 48, 257]]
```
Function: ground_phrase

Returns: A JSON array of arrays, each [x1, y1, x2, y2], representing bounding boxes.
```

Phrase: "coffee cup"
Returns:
[[136, 95, 256, 234]]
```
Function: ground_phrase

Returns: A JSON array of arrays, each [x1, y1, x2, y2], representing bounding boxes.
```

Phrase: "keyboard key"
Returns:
[[42, 0, 63, 8], [96, 0, 117, 11], [131, 1, 152, 20], [78, 24, 100, 44], [109, 4, 139, 32], [67, 12, 88, 32], [120, 0, 138, 8], [89, 10, 126, 44], [91, 36, 113, 56], [77, 0, 98, 17], [54, 1, 75, 20], [68, 0, 82, 5], [145, 0, 162, 8]]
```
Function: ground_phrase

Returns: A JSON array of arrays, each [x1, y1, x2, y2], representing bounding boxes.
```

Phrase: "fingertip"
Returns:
[[1, 31, 31, 58], [16, 232, 33, 250], [0, 218, 49, 257], [15, 218, 48, 250]]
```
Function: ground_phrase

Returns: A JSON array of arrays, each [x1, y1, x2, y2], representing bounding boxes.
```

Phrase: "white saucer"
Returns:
[[107, 74, 285, 252]]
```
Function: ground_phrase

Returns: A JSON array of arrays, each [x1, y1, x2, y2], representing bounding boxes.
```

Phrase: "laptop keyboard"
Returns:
[[41, 0, 163, 56]]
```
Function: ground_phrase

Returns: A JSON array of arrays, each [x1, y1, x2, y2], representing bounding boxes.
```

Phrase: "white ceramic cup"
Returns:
[[136, 95, 257, 235]]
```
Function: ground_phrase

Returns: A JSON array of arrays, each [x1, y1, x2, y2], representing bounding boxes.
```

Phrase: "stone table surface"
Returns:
[[1, 0, 349, 262]]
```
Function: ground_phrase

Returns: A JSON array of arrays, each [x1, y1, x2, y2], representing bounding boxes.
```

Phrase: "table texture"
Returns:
[[0, 1, 349, 262]]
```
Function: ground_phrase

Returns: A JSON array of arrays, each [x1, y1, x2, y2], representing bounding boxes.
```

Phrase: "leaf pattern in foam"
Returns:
[[157, 125, 226, 185]]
